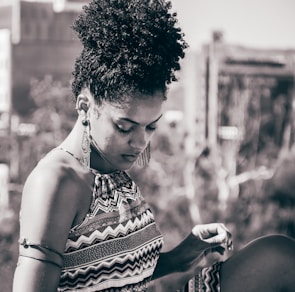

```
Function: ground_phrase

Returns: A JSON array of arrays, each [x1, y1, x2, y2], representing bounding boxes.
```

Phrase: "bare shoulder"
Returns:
[[22, 152, 79, 215], [20, 150, 89, 251], [23, 151, 80, 200]]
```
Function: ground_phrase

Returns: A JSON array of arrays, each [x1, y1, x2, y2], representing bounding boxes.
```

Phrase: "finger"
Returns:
[[192, 223, 229, 239], [192, 223, 232, 244], [215, 224, 233, 246], [202, 230, 233, 250], [219, 232, 233, 251], [227, 239, 234, 251], [215, 223, 232, 239], [204, 231, 228, 245], [192, 223, 217, 239]]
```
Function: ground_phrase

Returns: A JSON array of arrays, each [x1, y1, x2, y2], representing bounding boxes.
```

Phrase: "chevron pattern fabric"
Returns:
[[190, 263, 221, 292], [178, 263, 221, 292], [58, 170, 163, 291]]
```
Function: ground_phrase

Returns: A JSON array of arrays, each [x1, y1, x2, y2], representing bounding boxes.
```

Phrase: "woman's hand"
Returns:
[[171, 223, 233, 274], [152, 223, 233, 281], [190, 223, 233, 273], [192, 223, 233, 251]]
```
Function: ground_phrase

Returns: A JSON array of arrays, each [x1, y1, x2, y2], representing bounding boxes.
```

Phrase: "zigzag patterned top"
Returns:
[[58, 170, 163, 291], [182, 263, 221, 292]]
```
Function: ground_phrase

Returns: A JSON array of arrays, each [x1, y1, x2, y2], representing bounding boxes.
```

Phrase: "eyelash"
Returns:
[[116, 126, 132, 134], [115, 124, 157, 134], [147, 125, 157, 132]]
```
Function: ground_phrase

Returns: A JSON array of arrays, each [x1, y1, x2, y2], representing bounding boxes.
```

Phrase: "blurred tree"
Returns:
[[3, 74, 295, 292], [16, 76, 76, 184], [216, 74, 295, 250], [0, 77, 77, 291]]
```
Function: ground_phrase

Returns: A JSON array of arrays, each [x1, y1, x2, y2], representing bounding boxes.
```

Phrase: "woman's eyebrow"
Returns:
[[119, 114, 163, 126]]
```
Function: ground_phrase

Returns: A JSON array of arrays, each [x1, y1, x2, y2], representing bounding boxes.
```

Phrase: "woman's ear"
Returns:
[[76, 94, 90, 117]]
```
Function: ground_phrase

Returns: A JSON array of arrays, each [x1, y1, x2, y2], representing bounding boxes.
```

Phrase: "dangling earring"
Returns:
[[136, 142, 151, 167], [81, 117, 91, 170]]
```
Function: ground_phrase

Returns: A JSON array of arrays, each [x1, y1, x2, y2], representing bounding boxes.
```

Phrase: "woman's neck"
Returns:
[[59, 120, 117, 174]]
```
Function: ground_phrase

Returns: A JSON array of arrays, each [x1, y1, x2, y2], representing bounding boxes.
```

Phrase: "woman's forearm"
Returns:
[[152, 251, 199, 289], [152, 224, 233, 284], [152, 251, 175, 280]]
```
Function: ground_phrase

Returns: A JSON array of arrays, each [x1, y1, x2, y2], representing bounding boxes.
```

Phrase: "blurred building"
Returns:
[[204, 34, 295, 145], [170, 32, 295, 206], [197, 34, 295, 200], [0, 0, 87, 204], [0, 0, 88, 117]]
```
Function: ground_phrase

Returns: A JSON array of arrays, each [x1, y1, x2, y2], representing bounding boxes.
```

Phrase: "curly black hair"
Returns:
[[72, 0, 188, 103]]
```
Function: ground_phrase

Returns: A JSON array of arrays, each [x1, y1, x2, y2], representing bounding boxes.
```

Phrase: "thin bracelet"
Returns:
[[19, 254, 63, 269], [19, 238, 64, 260]]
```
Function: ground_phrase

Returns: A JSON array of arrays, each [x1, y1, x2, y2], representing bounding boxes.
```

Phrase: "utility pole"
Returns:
[[0, 28, 12, 217], [12, 0, 20, 44], [183, 50, 203, 224], [207, 38, 219, 154]]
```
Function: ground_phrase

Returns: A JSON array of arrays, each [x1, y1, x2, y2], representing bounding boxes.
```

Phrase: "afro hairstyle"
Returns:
[[71, 0, 188, 103]]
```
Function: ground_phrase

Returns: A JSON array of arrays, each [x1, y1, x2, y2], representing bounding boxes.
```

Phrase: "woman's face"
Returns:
[[88, 92, 165, 172]]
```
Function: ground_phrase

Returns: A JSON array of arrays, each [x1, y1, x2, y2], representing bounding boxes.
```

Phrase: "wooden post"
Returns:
[[183, 50, 202, 224], [0, 29, 12, 209], [290, 56, 295, 149], [207, 41, 219, 153], [12, 0, 20, 44], [0, 164, 9, 211]]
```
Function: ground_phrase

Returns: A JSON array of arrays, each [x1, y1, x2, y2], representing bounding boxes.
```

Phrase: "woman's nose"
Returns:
[[129, 128, 147, 150]]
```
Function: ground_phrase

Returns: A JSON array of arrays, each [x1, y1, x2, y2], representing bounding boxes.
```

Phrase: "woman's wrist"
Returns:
[[152, 251, 176, 279], [153, 233, 206, 279]]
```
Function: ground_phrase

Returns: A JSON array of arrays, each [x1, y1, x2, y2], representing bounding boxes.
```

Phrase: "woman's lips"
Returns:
[[121, 154, 139, 163]]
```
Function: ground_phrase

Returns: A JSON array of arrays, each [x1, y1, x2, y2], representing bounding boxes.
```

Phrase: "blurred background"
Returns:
[[0, 0, 295, 291]]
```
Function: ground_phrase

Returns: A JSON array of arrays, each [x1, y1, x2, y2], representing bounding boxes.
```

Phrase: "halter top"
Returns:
[[57, 150, 163, 291]]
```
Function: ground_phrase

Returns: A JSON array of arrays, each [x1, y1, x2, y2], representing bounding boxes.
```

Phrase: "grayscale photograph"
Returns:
[[0, 0, 295, 291]]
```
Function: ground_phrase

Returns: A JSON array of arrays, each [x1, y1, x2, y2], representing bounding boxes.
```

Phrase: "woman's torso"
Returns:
[[46, 149, 164, 291]]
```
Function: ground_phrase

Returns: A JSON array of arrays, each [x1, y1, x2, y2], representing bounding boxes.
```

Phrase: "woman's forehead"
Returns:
[[101, 95, 165, 122]]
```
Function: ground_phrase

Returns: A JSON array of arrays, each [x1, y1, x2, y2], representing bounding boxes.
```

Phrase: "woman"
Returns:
[[13, 0, 295, 291]]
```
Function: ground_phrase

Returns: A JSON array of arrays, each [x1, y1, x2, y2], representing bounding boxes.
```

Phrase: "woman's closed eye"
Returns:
[[146, 124, 157, 132], [115, 123, 134, 134], [115, 123, 157, 134]]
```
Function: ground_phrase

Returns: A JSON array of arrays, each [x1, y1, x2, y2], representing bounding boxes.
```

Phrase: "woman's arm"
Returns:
[[13, 163, 79, 292], [152, 223, 233, 281]]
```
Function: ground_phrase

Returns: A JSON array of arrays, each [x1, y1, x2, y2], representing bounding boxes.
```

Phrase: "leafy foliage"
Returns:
[[15, 76, 77, 183], [2, 75, 295, 291], [216, 74, 295, 249]]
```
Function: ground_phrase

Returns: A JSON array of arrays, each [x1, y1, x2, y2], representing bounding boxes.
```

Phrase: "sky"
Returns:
[[170, 0, 295, 52], [15, 0, 295, 51]]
